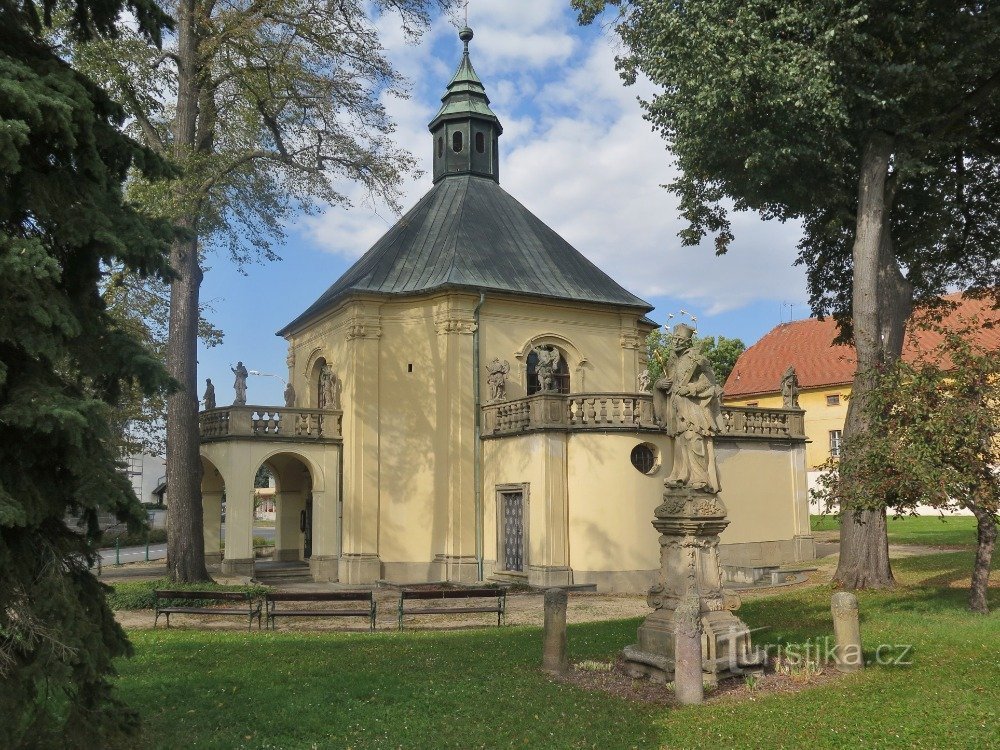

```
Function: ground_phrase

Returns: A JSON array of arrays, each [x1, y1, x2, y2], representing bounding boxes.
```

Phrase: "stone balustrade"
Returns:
[[482, 393, 805, 441], [199, 405, 342, 442]]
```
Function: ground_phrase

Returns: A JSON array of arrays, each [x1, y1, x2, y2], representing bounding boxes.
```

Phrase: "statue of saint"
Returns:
[[203, 378, 216, 410], [283, 381, 296, 408], [533, 345, 561, 392], [320, 364, 341, 410], [231, 361, 248, 406], [637, 369, 651, 393], [652, 324, 723, 493], [780, 365, 800, 409], [485, 357, 510, 402]]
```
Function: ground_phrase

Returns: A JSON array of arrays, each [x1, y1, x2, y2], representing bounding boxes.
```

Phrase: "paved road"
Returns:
[[95, 525, 275, 567]]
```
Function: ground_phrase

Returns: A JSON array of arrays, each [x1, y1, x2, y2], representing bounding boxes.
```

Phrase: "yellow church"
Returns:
[[198, 27, 815, 592]]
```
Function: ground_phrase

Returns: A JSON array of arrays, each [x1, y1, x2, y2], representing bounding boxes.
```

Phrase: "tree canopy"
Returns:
[[0, 0, 173, 744], [646, 329, 745, 385]]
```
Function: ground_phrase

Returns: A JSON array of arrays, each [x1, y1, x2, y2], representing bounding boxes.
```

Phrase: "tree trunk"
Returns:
[[835, 134, 911, 590], [165, 0, 210, 582], [968, 500, 997, 614]]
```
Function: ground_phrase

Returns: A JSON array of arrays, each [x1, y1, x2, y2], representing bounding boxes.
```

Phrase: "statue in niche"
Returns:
[[319, 364, 341, 410], [203, 378, 216, 410], [283, 381, 296, 408], [486, 357, 510, 402], [637, 369, 651, 393], [533, 345, 561, 392], [652, 324, 723, 493], [780, 365, 800, 409], [231, 361, 248, 406]]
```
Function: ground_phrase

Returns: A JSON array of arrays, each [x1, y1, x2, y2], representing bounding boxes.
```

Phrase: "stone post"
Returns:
[[831, 592, 864, 672], [542, 588, 568, 675], [673, 593, 704, 705]]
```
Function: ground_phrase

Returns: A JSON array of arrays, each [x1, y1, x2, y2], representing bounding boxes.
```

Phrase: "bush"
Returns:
[[99, 528, 167, 548], [106, 579, 269, 610]]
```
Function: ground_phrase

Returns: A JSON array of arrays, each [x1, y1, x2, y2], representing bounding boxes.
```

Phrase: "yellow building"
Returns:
[[723, 296, 1000, 508], [198, 28, 815, 591]]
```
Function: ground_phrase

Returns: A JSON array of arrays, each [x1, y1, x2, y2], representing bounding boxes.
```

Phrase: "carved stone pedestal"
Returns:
[[624, 487, 764, 683]]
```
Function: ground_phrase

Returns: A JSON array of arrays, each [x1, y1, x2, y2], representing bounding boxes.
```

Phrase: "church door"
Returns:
[[499, 489, 525, 573]]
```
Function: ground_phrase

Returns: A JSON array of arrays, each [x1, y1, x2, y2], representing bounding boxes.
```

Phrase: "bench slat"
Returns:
[[270, 609, 371, 617], [157, 607, 257, 615], [403, 606, 501, 615], [400, 588, 505, 600], [155, 590, 250, 601], [266, 592, 372, 602]]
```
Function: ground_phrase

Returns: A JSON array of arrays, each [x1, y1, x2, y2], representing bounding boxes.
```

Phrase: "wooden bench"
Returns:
[[265, 591, 376, 631], [397, 587, 507, 630], [153, 590, 261, 631]]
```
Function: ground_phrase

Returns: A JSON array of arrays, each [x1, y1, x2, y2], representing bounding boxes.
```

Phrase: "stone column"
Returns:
[[831, 592, 864, 672], [623, 486, 763, 683], [310, 487, 340, 582], [202, 491, 223, 565], [673, 593, 704, 705], [339, 304, 383, 584], [542, 588, 569, 675], [274, 490, 304, 562], [221, 467, 254, 577]]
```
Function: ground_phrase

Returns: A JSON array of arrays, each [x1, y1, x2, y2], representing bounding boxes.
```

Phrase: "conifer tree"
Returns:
[[0, 0, 173, 744]]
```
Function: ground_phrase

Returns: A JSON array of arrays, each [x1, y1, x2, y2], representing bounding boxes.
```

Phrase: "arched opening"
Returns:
[[200, 456, 225, 565], [452, 130, 463, 152], [437, 136, 443, 158], [475, 131, 485, 153], [526, 346, 570, 395], [257, 453, 316, 569], [310, 356, 327, 408]]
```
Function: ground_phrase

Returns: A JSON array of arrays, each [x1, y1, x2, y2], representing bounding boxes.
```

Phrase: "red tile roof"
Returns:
[[724, 293, 1000, 399]]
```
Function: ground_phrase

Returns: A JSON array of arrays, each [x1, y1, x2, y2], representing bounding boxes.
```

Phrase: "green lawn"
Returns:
[[811, 514, 978, 547], [114, 551, 998, 749]]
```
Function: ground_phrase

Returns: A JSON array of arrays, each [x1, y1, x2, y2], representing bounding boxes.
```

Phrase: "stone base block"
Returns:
[[274, 548, 302, 563], [204, 552, 223, 565], [528, 565, 573, 588], [434, 554, 481, 583], [309, 555, 339, 582], [339, 553, 382, 584], [633, 608, 764, 679], [794, 534, 816, 561], [221, 558, 254, 577]]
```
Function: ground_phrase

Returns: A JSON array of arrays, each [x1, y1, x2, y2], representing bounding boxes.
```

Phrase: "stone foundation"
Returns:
[[338, 553, 382, 584], [309, 554, 339, 582], [221, 557, 254, 577]]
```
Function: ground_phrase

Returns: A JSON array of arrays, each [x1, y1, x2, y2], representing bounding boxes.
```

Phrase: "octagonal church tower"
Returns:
[[272, 28, 813, 588]]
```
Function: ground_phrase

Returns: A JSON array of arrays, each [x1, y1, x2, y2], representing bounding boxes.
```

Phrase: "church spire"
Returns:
[[429, 26, 503, 184]]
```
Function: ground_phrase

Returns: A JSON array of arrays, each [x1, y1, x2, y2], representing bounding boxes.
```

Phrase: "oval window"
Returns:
[[475, 131, 485, 153], [452, 131, 463, 152], [437, 137, 443, 158], [630, 443, 659, 475]]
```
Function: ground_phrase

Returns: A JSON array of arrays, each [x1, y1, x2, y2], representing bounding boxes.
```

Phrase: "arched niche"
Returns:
[[514, 333, 589, 394]]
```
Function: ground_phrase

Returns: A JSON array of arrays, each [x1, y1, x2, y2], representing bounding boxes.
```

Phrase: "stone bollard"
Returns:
[[673, 593, 704, 705], [542, 588, 569, 675], [831, 592, 864, 672]]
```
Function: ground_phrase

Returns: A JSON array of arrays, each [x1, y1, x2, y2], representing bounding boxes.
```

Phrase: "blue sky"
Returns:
[[198, 1, 810, 406]]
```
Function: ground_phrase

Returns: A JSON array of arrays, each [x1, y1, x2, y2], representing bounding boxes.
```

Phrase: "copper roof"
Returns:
[[724, 293, 1000, 398]]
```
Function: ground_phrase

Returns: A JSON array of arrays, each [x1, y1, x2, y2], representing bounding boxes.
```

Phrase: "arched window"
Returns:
[[475, 131, 485, 153], [452, 131, 463, 152], [526, 347, 570, 395], [630, 443, 659, 475], [437, 137, 443, 158]]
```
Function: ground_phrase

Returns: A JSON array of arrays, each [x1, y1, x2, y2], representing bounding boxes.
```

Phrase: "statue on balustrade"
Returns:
[[652, 324, 722, 493], [319, 364, 342, 410], [284, 381, 296, 408], [486, 357, 510, 402], [533, 344, 561, 392], [203, 378, 216, 410], [231, 362, 248, 406], [637, 368, 651, 393], [780, 365, 800, 409]]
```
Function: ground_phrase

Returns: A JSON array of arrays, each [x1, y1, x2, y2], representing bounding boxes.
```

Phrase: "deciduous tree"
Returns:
[[813, 317, 1000, 612], [576, 0, 1000, 588], [78, 0, 456, 580], [646, 329, 745, 385], [0, 0, 173, 743]]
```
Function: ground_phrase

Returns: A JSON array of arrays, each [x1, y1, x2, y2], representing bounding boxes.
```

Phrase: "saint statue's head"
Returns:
[[671, 323, 696, 353]]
